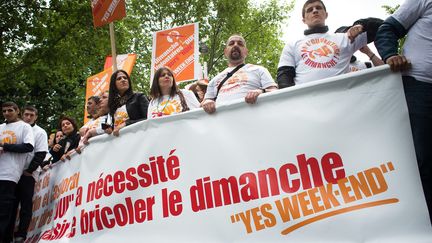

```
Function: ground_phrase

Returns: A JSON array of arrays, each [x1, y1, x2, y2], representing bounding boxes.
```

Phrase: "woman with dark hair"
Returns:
[[54, 130, 64, 145], [148, 67, 199, 118], [108, 70, 149, 136], [50, 116, 80, 163], [43, 130, 64, 167]]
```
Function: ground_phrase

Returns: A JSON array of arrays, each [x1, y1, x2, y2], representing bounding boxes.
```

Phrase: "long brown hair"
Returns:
[[150, 67, 189, 112]]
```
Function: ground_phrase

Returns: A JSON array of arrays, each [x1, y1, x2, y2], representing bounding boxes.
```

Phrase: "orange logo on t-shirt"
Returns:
[[114, 111, 128, 127], [1, 130, 17, 144], [301, 38, 340, 69], [219, 71, 248, 94], [151, 99, 182, 118]]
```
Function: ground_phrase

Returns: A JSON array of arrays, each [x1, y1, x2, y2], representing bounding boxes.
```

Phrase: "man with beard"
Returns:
[[202, 34, 278, 114]]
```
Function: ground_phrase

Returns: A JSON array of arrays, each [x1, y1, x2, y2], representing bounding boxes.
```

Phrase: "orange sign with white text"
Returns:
[[84, 54, 136, 123], [91, 0, 126, 28], [103, 54, 137, 74], [151, 23, 199, 83]]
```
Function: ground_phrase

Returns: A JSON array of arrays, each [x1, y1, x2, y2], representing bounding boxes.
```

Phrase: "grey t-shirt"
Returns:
[[393, 0, 432, 83], [205, 64, 276, 105]]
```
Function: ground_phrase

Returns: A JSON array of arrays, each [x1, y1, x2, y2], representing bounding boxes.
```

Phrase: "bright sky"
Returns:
[[281, 0, 404, 60]]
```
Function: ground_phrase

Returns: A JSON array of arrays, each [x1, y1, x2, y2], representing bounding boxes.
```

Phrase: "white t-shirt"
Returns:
[[24, 124, 48, 180], [278, 32, 367, 85], [114, 105, 129, 128], [81, 117, 101, 131], [148, 90, 200, 119], [0, 121, 34, 183], [393, 0, 432, 83], [78, 115, 112, 148], [205, 64, 276, 104]]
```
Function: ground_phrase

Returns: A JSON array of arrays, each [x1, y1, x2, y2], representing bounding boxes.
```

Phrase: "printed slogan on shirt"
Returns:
[[301, 38, 340, 68]]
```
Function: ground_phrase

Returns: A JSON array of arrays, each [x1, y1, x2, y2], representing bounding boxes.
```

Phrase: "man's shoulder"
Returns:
[[5, 121, 33, 135], [209, 67, 232, 84], [216, 66, 233, 75], [33, 124, 47, 136], [244, 63, 268, 72], [15, 120, 32, 129], [283, 32, 340, 50]]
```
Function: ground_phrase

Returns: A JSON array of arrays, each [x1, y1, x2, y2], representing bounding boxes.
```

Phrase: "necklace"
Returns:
[[156, 96, 171, 117]]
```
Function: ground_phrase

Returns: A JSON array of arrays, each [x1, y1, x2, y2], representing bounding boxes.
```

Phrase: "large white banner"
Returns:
[[27, 66, 432, 242]]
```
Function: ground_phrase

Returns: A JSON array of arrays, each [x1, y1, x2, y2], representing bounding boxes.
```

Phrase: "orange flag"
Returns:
[[91, 0, 126, 28]]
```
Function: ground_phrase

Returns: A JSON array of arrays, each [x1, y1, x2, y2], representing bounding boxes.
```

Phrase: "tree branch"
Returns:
[[0, 20, 82, 82]]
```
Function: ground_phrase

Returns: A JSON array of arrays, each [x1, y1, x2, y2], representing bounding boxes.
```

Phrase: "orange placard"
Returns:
[[91, 0, 126, 28], [84, 54, 136, 123], [103, 54, 137, 73], [151, 23, 199, 83]]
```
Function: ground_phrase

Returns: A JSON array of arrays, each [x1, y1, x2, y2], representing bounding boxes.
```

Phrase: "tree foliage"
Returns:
[[1, 0, 293, 131]]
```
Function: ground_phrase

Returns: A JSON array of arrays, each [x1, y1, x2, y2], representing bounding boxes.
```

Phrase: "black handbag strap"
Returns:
[[215, 63, 245, 100]]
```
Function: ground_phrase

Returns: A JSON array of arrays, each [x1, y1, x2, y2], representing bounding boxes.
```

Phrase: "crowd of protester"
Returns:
[[1, 0, 431, 242]]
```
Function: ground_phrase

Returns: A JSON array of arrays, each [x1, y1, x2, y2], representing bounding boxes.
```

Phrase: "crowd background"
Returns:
[[0, 0, 293, 131], [0, 0, 403, 132], [2, 0, 432, 242]]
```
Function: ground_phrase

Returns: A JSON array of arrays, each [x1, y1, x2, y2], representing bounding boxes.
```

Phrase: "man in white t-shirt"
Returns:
[[375, 0, 432, 222], [202, 34, 278, 114], [4, 105, 48, 243], [80, 95, 101, 137], [277, 0, 382, 87], [0, 102, 34, 242]]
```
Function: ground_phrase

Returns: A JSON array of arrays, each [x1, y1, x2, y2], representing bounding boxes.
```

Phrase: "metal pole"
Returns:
[[109, 22, 117, 71]]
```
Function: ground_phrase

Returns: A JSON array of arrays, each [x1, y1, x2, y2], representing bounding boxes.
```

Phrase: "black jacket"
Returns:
[[120, 92, 149, 126], [50, 133, 80, 163]]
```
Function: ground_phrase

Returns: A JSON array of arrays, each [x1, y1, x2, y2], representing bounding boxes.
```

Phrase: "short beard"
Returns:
[[229, 47, 242, 61]]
